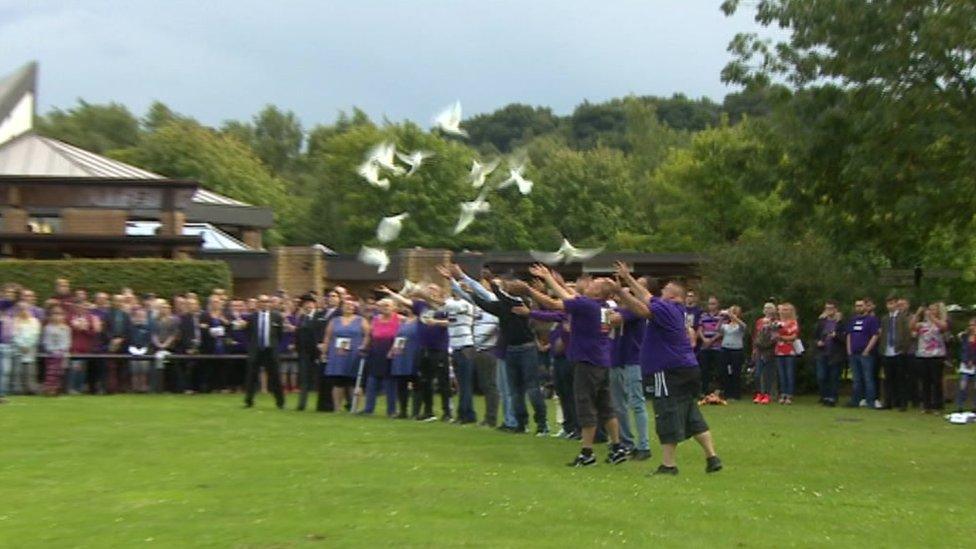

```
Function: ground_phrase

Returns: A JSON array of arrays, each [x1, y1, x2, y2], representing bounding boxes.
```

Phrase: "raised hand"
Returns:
[[435, 264, 453, 280], [528, 263, 550, 279], [449, 263, 465, 279], [613, 260, 632, 280], [511, 305, 531, 316]]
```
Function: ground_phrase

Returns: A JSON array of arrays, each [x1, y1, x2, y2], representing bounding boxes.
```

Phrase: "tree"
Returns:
[[36, 100, 141, 153], [464, 104, 561, 154]]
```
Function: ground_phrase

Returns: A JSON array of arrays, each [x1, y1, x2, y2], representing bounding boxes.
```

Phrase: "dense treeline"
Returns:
[[32, 0, 976, 319]]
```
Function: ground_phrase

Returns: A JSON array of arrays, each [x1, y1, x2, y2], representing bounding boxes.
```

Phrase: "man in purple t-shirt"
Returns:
[[696, 296, 723, 395], [846, 299, 881, 408], [518, 264, 628, 467], [613, 262, 723, 476]]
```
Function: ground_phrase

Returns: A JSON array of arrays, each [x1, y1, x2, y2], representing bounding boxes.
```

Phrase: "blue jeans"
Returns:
[[496, 358, 517, 428], [505, 343, 547, 430], [610, 365, 650, 451], [816, 355, 842, 402], [754, 355, 775, 394], [453, 347, 476, 422], [776, 355, 796, 397], [363, 375, 396, 415], [553, 356, 577, 433], [849, 354, 877, 404], [0, 343, 9, 397]]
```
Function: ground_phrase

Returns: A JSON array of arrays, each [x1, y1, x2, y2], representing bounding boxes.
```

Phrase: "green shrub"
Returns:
[[0, 259, 232, 300]]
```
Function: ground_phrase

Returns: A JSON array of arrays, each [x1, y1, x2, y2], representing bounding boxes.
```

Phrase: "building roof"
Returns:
[[126, 221, 251, 251], [0, 131, 255, 211]]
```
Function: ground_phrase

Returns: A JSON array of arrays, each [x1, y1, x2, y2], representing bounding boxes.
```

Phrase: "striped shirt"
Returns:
[[444, 298, 474, 349], [473, 308, 499, 351]]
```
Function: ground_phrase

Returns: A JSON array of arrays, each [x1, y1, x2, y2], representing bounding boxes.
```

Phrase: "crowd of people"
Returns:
[[2, 267, 975, 468]]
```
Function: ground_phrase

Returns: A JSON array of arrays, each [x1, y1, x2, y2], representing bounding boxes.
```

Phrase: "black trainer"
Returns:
[[567, 453, 597, 467], [652, 464, 679, 476], [706, 456, 723, 473], [607, 445, 629, 465], [632, 449, 652, 461]]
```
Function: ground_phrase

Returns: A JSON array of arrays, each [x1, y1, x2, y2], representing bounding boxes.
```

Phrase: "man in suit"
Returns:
[[314, 288, 343, 411], [879, 295, 913, 410], [176, 296, 202, 394], [295, 294, 321, 411], [244, 294, 285, 409]]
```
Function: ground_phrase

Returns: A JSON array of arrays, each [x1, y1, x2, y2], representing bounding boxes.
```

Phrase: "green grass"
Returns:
[[2, 394, 974, 548]]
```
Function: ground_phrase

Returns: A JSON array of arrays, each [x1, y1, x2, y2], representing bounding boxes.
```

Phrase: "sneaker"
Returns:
[[784, 397, 792, 405], [873, 400, 884, 410], [632, 449, 652, 461], [858, 399, 868, 408], [551, 428, 569, 438], [706, 455, 723, 473], [535, 428, 550, 437], [651, 464, 679, 476], [607, 446, 629, 465], [752, 392, 762, 404], [567, 453, 597, 467], [441, 415, 453, 422], [759, 394, 771, 405]]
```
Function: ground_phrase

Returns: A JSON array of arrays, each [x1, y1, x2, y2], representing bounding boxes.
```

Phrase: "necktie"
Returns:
[[261, 313, 269, 348]]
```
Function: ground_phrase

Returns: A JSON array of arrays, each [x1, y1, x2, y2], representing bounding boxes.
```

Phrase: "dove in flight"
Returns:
[[529, 238, 604, 264], [395, 150, 433, 176], [453, 188, 491, 235], [357, 161, 390, 190], [367, 141, 405, 176], [358, 245, 390, 273], [469, 159, 500, 188], [498, 163, 534, 195], [398, 279, 420, 297], [433, 101, 468, 138], [376, 213, 409, 243]]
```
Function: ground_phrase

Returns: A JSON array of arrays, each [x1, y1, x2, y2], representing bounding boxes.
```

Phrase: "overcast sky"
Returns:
[[1, 0, 782, 128]]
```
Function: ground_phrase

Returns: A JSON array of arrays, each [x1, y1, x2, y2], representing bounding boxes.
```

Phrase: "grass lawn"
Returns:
[[2, 393, 974, 548]]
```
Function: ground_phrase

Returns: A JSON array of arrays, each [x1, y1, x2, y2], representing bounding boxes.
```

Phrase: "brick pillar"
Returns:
[[404, 248, 453, 287], [1, 207, 29, 233], [159, 210, 186, 236], [272, 246, 320, 296], [61, 208, 127, 235], [241, 229, 263, 250]]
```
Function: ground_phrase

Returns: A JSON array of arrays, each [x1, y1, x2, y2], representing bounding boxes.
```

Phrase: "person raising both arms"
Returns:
[[514, 264, 628, 467], [612, 261, 722, 476]]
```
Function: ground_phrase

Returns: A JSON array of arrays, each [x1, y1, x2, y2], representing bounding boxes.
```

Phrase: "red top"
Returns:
[[69, 312, 101, 353], [775, 319, 799, 356], [371, 314, 400, 342]]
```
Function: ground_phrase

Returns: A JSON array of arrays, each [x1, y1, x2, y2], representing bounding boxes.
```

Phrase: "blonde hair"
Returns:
[[778, 302, 797, 321]]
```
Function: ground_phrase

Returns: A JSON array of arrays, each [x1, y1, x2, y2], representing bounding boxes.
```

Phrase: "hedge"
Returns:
[[0, 259, 232, 301]]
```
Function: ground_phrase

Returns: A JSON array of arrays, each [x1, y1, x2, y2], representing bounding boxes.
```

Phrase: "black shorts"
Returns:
[[648, 367, 709, 444], [573, 362, 614, 428], [326, 376, 355, 387]]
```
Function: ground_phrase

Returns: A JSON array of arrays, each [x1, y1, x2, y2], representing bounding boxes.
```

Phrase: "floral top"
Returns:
[[914, 321, 946, 358]]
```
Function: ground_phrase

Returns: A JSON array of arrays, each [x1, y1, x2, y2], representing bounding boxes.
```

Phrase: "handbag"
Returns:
[[792, 339, 805, 355]]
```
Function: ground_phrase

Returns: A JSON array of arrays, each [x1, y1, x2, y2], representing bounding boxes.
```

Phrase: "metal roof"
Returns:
[[126, 221, 254, 251], [0, 131, 252, 208]]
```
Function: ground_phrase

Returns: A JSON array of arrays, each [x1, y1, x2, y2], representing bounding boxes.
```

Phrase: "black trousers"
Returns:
[[316, 363, 334, 411], [395, 376, 413, 417], [917, 357, 944, 411], [721, 348, 745, 400], [296, 351, 316, 410], [698, 349, 722, 394], [86, 358, 105, 394], [881, 354, 910, 409], [244, 348, 284, 408], [416, 349, 450, 418]]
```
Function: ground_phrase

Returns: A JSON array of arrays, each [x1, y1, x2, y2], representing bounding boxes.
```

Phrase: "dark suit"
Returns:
[[879, 311, 913, 409], [314, 308, 339, 411], [244, 310, 285, 408], [173, 312, 202, 393], [295, 309, 322, 410]]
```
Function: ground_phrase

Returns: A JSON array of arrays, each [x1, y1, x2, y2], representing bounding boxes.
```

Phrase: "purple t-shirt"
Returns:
[[563, 296, 612, 368], [640, 297, 698, 375], [613, 307, 645, 366], [698, 311, 723, 350], [412, 300, 449, 352], [848, 314, 880, 354]]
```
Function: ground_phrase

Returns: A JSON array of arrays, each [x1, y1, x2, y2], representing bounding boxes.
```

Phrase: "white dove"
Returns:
[[357, 161, 390, 190], [395, 150, 433, 176], [468, 159, 500, 188], [398, 279, 420, 297], [529, 238, 604, 264], [358, 245, 390, 273], [367, 141, 406, 176], [433, 100, 468, 138], [376, 213, 409, 243], [453, 190, 491, 235], [498, 163, 534, 195]]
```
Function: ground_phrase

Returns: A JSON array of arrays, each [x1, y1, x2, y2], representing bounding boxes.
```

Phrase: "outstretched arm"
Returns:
[[379, 285, 413, 308], [610, 278, 651, 318], [529, 264, 574, 301], [613, 261, 651, 303]]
